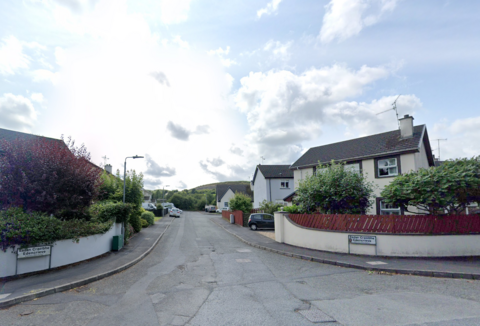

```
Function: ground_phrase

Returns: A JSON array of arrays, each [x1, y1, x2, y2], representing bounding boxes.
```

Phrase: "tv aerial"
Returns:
[[260, 156, 266, 164], [376, 95, 401, 129]]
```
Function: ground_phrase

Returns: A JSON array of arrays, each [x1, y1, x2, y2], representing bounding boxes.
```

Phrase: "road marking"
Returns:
[[297, 308, 336, 323], [366, 261, 388, 265], [0, 293, 11, 300], [236, 259, 251, 263], [236, 249, 251, 252]]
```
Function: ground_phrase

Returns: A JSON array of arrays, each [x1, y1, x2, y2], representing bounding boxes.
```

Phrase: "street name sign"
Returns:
[[348, 235, 376, 245], [17, 246, 51, 259]]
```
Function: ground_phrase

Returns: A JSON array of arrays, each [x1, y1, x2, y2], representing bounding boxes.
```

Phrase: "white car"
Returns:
[[170, 208, 181, 218]]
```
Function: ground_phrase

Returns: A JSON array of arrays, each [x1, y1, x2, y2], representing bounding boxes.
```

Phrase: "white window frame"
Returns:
[[377, 158, 398, 177], [379, 200, 401, 215], [224, 202, 228, 208], [280, 180, 290, 189]]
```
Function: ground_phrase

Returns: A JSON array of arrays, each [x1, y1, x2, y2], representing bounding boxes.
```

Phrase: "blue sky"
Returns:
[[1, 0, 479, 190]]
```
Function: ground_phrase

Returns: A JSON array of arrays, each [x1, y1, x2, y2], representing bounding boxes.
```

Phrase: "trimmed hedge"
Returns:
[[0, 207, 113, 252], [141, 211, 155, 225], [89, 201, 133, 223]]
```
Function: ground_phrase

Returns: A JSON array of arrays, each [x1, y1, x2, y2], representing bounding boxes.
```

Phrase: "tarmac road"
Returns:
[[2, 211, 480, 326]]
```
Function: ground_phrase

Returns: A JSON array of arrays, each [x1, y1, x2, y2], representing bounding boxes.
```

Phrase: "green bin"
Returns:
[[112, 235, 124, 251]]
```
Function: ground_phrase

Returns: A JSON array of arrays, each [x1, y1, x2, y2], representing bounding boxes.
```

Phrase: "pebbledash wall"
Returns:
[[274, 212, 480, 257], [0, 223, 122, 278]]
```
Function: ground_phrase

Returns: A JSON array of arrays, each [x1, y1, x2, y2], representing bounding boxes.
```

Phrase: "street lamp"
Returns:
[[123, 155, 144, 236], [163, 185, 170, 202], [123, 155, 144, 204]]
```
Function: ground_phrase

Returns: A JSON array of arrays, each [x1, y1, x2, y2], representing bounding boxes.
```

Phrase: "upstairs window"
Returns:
[[280, 180, 290, 188], [375, 156, 400, 178], [224, 202, 229, 207]]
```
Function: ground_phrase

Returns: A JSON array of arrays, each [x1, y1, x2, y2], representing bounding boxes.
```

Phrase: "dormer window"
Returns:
[[375, 155, 401, 178]]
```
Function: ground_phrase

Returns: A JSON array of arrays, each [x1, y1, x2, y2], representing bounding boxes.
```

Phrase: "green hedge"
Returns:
[[0, 208, 113, 252], [89, 201, 133, 223], [141, 211, 155, 225]]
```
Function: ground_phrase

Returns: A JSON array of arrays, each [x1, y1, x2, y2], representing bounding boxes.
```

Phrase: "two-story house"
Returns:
[[251, 165, 294, 208], [288, 115, 435, 215]]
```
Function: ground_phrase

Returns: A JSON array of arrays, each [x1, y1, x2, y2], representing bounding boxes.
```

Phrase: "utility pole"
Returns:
[[433, 139, 447, 161]]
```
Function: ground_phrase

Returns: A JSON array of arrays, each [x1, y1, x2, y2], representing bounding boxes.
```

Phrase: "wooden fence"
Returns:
[[288, 214, 480, 235], [222, 210, 244, 226]]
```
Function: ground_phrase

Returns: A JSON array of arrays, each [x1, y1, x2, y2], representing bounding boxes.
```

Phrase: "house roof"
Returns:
[[291, 125, 434, 169], [216, 184, 253, 202], [0, 128, 65, 152], [252, 164, 293, 185], [283, 190, 296, 202]]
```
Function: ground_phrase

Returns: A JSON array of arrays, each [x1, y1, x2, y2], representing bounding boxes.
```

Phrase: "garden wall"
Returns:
[[274, 212, 480, 257], [0, 223, 122, 278], [222, 210, 244, 226]]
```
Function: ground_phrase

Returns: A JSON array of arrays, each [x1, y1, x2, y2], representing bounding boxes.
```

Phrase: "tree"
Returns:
[[0, 136, 102, 217], [229, 192, 253, 218], [295, 161, 375, 214], [381, 157, 480, 215]]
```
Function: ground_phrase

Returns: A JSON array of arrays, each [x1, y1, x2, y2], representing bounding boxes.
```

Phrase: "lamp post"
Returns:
[[163, 185, 170, 202], [123, 155, 144, 235]]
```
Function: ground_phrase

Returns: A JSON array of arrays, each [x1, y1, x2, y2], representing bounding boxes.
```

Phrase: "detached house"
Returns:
[[288, 115, 435, 215], [251, 165, 294, 208], [216, 184, 253, 209]]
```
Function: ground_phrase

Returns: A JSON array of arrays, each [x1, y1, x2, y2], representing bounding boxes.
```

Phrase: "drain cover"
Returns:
[[298, 309, 336, 323]]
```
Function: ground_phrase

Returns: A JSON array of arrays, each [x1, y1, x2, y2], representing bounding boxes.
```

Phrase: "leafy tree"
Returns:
[[0, 136, 102, 217], [295, 161, 375, 214], [259, 200, 283, 215], [229, 192, 253, 218], [381, 157, 480, 215]]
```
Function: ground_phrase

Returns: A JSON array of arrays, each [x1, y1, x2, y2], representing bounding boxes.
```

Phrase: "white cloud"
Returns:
[[145, 154, 176, 177], [0, 93, 37, 131], [160, 0, 192, 24], [230, 144, 244, 156], [0, 36, 30, 75], [257, 0, 282, 19], [172, 35, 190, 49], [166, 122, 210, 141], [30, 93, 45, 103], [431, 116, 480, 160], [206, 157, 224, 167], [264, 39, 293, 62], [234, 64, 422, 163], [32, 69, 59, 84], [208, 46, 237, 67], [149, 71, 171, 86], [319, 0, 398, 44], [177, 181, 188, 189]]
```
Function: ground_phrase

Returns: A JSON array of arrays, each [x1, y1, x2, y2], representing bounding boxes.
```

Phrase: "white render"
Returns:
[[274, 212, 480, 257], [253, 169, 294, 208], [0, 223, 122, 278], [218, 188, 235, 208]]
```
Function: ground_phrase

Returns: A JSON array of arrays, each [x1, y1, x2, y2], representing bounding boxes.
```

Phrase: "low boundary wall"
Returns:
[[222, 210, 244, 226], [0, 223, 122, 278], [274, 212, 480, 257]]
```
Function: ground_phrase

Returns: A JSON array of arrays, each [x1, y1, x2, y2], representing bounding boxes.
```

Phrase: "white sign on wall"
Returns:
[[17, 246, 51, 259], [348, 235, 376, 245]]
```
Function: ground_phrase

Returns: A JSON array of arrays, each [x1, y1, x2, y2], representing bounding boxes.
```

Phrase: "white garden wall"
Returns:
[[274, 212, 480, 257], [0, 223, 123, 278]]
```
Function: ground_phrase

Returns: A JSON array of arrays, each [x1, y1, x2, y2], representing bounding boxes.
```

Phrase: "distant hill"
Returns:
[[192, 181, 250, 191]]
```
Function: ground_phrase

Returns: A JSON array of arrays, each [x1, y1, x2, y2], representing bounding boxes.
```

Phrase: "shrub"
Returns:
[[229, 192, 253, 220], [141, 211, 155, 225], [0, 136, 102, 216], [295, 160, 375, 214], [0, 207, 113, 252], [153, 204, 163, 217], [129, 212, 142, 233], [259, 200, 283, 215], [283, 204, 300, 214], [125, 223, 134, 244], [89, 201, 133, 223], [141, 218, 149, 228]]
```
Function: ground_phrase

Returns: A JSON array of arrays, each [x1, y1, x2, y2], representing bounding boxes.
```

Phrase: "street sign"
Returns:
[[17, 246, 51, 259], [348, 235, 376, 245]]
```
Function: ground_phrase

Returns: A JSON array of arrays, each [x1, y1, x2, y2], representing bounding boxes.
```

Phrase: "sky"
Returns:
[[1, 0, 480, 190]]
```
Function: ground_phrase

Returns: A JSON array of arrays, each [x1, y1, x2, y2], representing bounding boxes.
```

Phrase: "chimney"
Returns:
[[399, 114, 414, 139], [105, 164, 112, 174]]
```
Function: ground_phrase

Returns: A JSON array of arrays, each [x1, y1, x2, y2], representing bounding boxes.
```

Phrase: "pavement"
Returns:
[[212, 216, 480, 280], [0, 216, 176, 309]]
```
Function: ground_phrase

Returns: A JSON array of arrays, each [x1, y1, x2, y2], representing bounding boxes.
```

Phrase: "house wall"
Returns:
[[269, 178, 294, 204], [415, 141, 430, 170], [293, 167, 314, 190], [219, 189, 236, 208], [253, 170, 268, 208]]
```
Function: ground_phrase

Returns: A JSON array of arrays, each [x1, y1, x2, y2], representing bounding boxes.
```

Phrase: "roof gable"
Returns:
[[0, 128, 65, 151], [216, 184, 252, 202], [291, 125, 430, 169], [252, 165, 293, 185]]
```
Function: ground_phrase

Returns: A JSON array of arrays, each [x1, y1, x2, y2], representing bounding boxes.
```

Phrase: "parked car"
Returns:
[[216, 208, 222, 213], [170, 208, 181, 218], [248, 213, 274, 231], [142, 203, 156, 210]]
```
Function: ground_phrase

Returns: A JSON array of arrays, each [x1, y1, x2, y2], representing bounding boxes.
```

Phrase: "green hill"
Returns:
[[192, 181, 250, 191]]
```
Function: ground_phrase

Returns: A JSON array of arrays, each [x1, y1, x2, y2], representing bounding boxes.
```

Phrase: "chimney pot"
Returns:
[[399, 114, 414, 139]]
